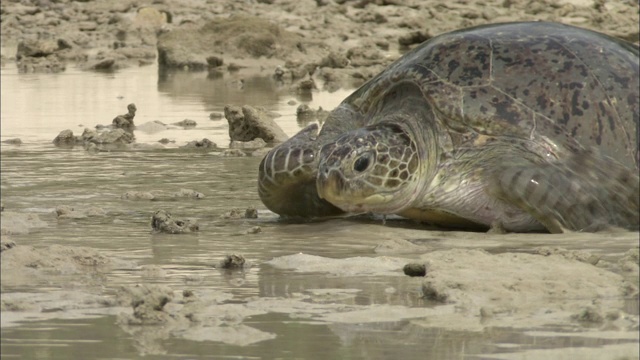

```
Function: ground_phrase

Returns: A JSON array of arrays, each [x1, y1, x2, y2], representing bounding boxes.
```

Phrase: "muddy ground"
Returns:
[[2, 0, 639, 77], [1, 0, 639, 358]]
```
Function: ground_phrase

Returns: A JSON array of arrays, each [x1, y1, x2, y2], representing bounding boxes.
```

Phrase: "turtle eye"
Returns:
[[353, 153, 371, 172]]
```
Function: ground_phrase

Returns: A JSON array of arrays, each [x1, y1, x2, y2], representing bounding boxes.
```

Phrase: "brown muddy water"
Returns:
[[1, 63, 638, 360]]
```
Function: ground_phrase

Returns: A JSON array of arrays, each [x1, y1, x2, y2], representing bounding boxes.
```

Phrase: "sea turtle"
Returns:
[[258, 22, 639, 233]]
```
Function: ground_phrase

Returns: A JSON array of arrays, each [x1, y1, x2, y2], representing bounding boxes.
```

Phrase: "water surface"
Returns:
[[1, 63, 638, 360]]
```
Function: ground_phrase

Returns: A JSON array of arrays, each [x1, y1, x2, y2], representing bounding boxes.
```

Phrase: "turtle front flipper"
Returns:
[[258, 124, 344, 218], [489, 150, 639, 233]]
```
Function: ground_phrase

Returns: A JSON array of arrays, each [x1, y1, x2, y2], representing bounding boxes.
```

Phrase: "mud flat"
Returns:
[[1, 0, 639, 359]]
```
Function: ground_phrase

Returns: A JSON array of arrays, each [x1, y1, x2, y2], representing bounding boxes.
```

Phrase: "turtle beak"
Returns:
[[316, 165, 344, 202], [316, 166, 329, 200]]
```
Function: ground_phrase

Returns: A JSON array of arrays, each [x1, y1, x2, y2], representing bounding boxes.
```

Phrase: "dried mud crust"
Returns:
[[0, 243, 136, 288]]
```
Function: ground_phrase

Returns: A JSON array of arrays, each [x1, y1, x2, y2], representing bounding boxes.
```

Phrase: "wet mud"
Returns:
[[1, 0, 639, 359]]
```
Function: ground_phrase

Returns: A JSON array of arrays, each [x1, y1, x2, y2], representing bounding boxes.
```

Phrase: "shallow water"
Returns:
[[1, 63, 638, 359]]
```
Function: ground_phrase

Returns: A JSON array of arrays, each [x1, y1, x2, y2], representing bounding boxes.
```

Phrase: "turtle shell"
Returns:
[[328, 22, 639, 169]]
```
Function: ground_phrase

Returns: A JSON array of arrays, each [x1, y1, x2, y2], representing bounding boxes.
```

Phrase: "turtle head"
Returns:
[[316, 122, 422, 214], [258, 124, 344, 218]]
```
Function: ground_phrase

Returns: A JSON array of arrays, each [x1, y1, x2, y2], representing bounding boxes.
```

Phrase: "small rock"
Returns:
[[217, 254, 246, 269], [244, 207, 258, 219], [112, 103, 137, 129], [221, 149, 247, 157], [173, 119, 197, 128], [181, 138, 217, 149], [83, 128, 134, 146], [78, 21, 98, 32], [2, 138, 22, 145], [403, 263, 427, 277], [121, 191, 155, 200], [295, 79, 317, 94], [92, 58, 116, 71], [571, 306, 604, 323], [117, 284, 174, 325], [52, 129, 78, 147], [222, 209, 243, 219], [296, 104, 315, 118], [151, 210, 199, 234], [221, 207, 258, 219], [227, 63, 242, 72], [55, 205, 105, 218], [229, 138, 267, 150], [209, 112, 224, 120], [246, 226, 262, 234], [224, 105, 288, 143], [274, 65, 286, 80], [55, 205, 75, 218], [319, 51, 349, 68], [134, 7, 171, 28], [206, 56, 224, 67], [172, 189, 205, 199], [398, 31, 431, 46], [421, 281, 449, 302]]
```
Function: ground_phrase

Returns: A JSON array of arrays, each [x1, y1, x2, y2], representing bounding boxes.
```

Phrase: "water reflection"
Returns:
[[1, 63, 350, 146], [157, 67, 282, 111]]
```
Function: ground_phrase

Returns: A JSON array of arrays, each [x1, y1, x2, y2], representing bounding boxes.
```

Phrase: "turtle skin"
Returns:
[[259, 21, 639, 232]]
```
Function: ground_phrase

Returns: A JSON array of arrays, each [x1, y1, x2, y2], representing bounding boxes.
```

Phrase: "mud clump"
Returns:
[[52, 129, 79, 147], [221, 149, 247, 157], [224, 105, 288, 144], [112, 103, 137, 130], [1, 212, 48, 235], [121, 191, 156, 200], [82, 128, 135, 146], [55, 205, 107, 219], [171, 189, 205, 199], [230, 138, 267, 150], [221, 207, 259, 219], [117, 284, 175, 325], [180, 138, 217, 150], [245, 226, 262, 234], [571, 306, 605, 324], [173, 119, 197, 128], [1, 243, 134, 288], [53, 128, 135, 150], [151, 210, 199, 234], [217, 254, 247, 270], [1, 241, 17, 253]]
